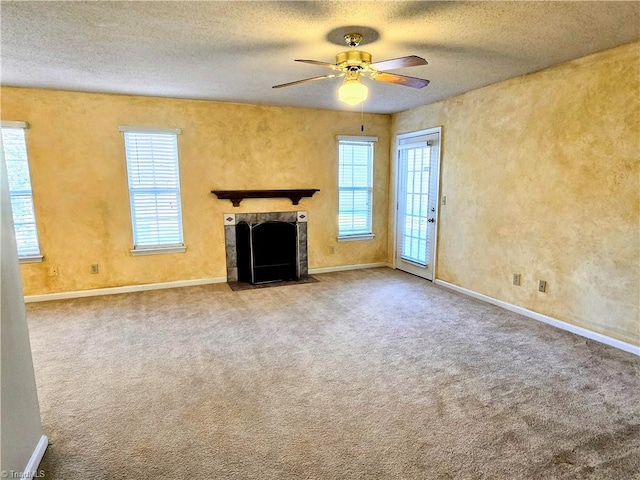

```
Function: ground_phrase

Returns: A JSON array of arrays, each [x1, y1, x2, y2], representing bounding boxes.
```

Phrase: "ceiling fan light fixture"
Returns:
[[338, 77, 368, 106], [272, 31, 430, 103]]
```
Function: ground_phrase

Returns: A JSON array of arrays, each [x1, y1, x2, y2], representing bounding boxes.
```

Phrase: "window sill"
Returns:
[[338, 234, 375, 242], [19, 255, 44, 264], [131, 245, 186, 256]]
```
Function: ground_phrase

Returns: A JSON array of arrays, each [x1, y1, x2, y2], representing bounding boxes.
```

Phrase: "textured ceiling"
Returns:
[[1, 1, 638, 114]]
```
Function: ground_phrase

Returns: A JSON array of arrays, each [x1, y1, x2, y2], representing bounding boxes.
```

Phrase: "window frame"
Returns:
[[119, 126, 186, 256], [1, 121, 43, 263], [337, 135, 378, 241]]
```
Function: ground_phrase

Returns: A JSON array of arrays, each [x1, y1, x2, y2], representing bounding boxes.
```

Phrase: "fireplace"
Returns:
[[223, 211, 308, 284], [236, 221, 298, 284]]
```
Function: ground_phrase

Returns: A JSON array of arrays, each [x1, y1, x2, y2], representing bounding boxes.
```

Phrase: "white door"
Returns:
[[395, 128, 441, 280]]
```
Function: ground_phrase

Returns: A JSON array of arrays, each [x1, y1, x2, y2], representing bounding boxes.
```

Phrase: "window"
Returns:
[[1, 121, 42, 262], [337, 135, 377, 239], [120, 126, 185, 255]]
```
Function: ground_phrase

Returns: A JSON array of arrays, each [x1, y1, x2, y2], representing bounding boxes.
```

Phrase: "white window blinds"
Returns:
[[120, 127, 184, 252], [1, 123, 42, 259], [338, 136, 377, 238]]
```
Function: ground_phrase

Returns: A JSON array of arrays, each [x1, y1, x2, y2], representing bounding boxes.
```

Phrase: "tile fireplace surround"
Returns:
[[223, 211, 308, 282]]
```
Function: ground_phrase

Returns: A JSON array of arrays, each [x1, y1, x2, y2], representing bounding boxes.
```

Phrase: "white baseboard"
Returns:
[[23, 264, 394, 303], [24, 277, 227, 303], [22, 435, 48, 480], [434, 279, 640, 356], [309, 262, 391, 275]]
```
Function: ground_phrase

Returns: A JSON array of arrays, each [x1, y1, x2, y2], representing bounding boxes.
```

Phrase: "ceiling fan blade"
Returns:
[[372, 72, 430, 89], [370, 55, 427, 71], [272, 74, 339, 89], [295, 59, 341, 71]]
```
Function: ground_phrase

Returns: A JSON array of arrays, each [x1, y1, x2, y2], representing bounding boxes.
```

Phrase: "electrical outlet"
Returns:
[[48, 266, 59, 277], [512, 273, 521, 286], [91, 264, 100, 274], [538, 280, 547, 293]]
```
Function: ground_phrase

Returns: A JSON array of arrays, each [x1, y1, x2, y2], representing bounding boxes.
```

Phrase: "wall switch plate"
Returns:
[[441, 195, 447, 205], [538, 280, 547, 293], [513, 273, 521, 286], [91, 264, 100, 274]]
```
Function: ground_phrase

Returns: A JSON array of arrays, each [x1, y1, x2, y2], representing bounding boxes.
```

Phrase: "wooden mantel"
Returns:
[[211, 189, 320, 207]]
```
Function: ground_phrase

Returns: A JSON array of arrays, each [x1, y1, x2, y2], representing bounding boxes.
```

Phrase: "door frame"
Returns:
[[391, 126, 442, 280]]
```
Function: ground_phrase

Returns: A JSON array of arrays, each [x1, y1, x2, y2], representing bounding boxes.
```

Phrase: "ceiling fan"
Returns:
[[272, 33, 430, 106]]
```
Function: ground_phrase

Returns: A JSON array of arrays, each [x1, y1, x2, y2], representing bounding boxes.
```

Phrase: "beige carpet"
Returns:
[[26, 268, 639, 479]]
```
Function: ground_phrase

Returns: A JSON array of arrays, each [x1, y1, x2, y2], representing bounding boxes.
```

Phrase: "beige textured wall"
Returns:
[[392, 42, 639, 345], [1, 89, 390, 295]]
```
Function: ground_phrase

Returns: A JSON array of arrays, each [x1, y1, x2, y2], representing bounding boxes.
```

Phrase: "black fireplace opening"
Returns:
[[236, 221, 299, 284]]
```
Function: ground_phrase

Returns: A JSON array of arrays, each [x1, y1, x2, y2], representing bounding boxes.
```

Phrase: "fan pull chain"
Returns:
[[360, 102, 365, 133]]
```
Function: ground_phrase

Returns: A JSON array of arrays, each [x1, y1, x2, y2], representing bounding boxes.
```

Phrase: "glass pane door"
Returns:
[[395, 128, 441, 281], [400, 145, 430, 265]]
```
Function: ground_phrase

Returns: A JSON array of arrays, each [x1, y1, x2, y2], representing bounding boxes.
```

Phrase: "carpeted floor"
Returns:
[[26, 268, 639, 479]]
